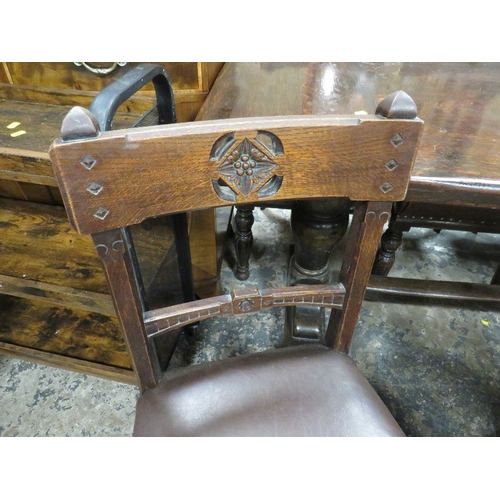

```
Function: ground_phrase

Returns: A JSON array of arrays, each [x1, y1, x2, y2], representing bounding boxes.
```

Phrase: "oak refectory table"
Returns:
[[196, 62, 500, 342]]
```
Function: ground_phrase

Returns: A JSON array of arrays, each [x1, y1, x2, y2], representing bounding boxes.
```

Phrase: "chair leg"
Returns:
[[234, 205, 254, 281], [372, 227, 404, 276], [327, 201, 392, 353], [93, 228, 162, 392]]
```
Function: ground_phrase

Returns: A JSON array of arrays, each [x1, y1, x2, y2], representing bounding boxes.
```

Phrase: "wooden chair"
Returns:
[[49, 91, 423, 436]]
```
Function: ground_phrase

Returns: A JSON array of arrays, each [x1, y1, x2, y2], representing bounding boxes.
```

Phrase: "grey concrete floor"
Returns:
[[1, 207, 499, 436]]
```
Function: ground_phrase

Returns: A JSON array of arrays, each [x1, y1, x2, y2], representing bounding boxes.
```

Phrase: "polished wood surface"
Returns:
[[198, 62, 500, 205]]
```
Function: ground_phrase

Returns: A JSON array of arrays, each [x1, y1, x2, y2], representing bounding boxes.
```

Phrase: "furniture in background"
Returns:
[[49, 90, 422, 436], [0, 63, 224, 383], [198, 63, 500, 318], [0, 62, 223, 123], [372, 202, 500, 283]]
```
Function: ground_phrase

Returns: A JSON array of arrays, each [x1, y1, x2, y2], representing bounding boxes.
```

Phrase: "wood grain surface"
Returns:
[[50, 114, 422, 235]]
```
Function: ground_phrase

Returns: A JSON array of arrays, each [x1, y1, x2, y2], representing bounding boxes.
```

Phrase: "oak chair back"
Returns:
[[49, 91, 423, 398]]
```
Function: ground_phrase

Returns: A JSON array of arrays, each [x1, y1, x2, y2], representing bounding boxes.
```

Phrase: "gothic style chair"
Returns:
[[49, 90, 423, 436]]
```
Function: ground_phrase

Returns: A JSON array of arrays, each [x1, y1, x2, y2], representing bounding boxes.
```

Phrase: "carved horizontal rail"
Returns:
[[144, 283, 346, 338]]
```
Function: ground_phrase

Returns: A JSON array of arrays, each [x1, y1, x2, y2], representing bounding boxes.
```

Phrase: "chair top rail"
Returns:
[[50, 106, 423, 235]]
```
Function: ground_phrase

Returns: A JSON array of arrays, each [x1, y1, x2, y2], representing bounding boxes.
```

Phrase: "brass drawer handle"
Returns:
[[73, 62, 127, 75]]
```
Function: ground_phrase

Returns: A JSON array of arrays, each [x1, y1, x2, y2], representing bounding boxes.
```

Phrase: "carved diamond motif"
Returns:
[[385, 159, 399, 171], [87, 182, 103, 196], [380, 182, 394, 193], [390, 134, 405, 147], [81, 154, 97, 170], [93, 207, 109, 220], [217, 138, 277, 196]]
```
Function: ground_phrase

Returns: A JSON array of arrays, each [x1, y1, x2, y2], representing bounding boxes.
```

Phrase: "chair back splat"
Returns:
[[50, 90, 423, 436]]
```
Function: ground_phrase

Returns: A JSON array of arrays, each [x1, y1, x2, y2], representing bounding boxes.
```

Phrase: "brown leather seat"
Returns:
[[134, 344, 404, 436], [49, 70, 422, 437]]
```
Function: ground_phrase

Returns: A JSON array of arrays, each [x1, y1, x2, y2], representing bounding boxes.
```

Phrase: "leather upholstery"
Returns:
[[133, 344, 404, 437]]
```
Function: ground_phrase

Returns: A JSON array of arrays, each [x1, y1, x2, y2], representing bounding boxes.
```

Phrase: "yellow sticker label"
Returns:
[[6, 121, 21, 129], [10, 130, 26, 137]]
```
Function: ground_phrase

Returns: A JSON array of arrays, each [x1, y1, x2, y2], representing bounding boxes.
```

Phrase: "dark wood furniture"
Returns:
[[49, 90, 422, 435], [0, 62, 224, 123], [197, 62, 500, 311], [0, 62, 223, 383]]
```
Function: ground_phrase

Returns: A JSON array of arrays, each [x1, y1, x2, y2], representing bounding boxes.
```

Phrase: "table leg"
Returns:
[[286, 198, 351, 343]]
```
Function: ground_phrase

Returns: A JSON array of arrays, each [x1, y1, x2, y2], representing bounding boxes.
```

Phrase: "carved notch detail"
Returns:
[[81, 154, 97, 170], [93, 207, 110, 220], [144, 283, 346, 338]]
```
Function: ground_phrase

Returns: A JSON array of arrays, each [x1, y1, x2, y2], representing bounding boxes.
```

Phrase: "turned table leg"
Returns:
[[286, 198, 351, 343], [234, 205, 255, 281]]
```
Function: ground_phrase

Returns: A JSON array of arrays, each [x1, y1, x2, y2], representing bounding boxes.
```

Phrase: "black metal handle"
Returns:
[[89, 63, 176, 131], [88, 64, 195, 315]]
